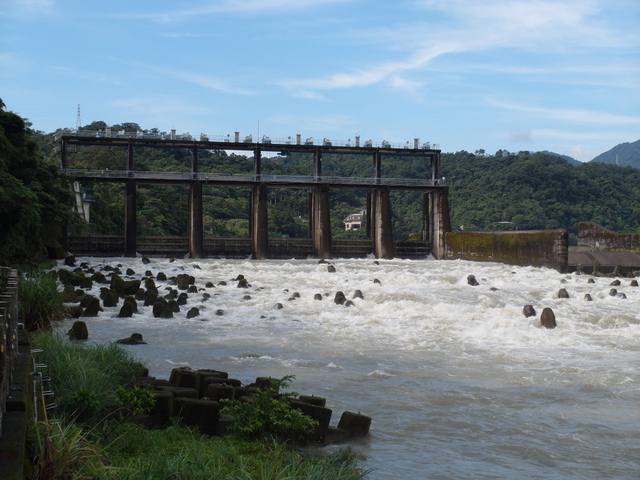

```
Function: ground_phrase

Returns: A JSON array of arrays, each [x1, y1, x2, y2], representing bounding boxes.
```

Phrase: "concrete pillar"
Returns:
[[422, 192, 430, 242], [189, 182, 204, 259], [250, 183, 269, 259], [429, 187, 451, 260], [311, 185, 332, 259], [124, 180, 137, 257], [61, 138, 68, 168], [127, 142, 134, 171], [365, 192, 372, 239], [191, 145, 199, 174], [432, 151, 441, 183], [373, 150, 382, 182], [254, 146, 261, 177], [371, 187, 394, 259], [314, 149, 322, 178]]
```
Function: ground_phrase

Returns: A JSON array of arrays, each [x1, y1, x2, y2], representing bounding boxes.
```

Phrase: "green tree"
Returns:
[[0, 100, 73, 263]]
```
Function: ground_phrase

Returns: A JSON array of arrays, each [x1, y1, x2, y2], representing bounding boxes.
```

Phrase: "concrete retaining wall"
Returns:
[[445, 229, 568, 271], [578, 222, 640, 252]]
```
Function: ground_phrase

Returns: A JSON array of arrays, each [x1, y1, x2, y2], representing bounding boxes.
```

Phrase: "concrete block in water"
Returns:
[[195, 369, 229, 395], [337, 411, 371, 437], [204, 384, 236, 402], [298, 395, 327, 407], [288, 399, 333, 443], [170, 367, 197, 388], [172, 397, 222, 435]]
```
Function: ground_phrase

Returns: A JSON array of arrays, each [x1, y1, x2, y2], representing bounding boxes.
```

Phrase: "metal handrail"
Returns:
[[56, 128, 439, 150], [62, 169, 446, 186]]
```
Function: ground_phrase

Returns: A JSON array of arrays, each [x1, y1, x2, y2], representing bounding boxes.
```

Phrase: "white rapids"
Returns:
[[55, 257, 640, 479]]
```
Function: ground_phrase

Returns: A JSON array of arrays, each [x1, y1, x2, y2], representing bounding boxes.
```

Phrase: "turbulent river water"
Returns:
[[56, 256, 640, 480]]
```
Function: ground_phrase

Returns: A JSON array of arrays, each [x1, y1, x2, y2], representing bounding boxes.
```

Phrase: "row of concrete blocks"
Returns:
[[133, 366, 371, 444]]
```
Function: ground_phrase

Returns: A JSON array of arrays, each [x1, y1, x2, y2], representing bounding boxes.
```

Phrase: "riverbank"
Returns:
[[27, 329, 370, 479]]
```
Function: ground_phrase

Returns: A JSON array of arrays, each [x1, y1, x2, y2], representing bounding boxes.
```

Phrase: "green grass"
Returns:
[[18, 269, 67, 331], [29, 331, 370, 480], [32, 420, 108, 480], [100, 422, 368, 480], [31, 331, 147, 422]]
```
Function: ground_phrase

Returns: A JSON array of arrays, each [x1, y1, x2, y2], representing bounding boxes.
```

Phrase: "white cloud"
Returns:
[[0, 52, 19, 67], [278, 41, 461, 96], [278, 0, 630, 98], [112, 95, 212, 126], [115, 0, 352, 22], [566, 144, 597, 162], [2, 0, 55, 17], [268, 113, 355, 134], [532, 128, 637, 142], [510, 129, 534, 143], [106, 58, 254, 96], [168, 70, 255, 96], [489, 99, 640, 126]]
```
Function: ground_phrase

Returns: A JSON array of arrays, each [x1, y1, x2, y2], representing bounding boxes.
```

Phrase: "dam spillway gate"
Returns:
[[60, 135, 451, 260]]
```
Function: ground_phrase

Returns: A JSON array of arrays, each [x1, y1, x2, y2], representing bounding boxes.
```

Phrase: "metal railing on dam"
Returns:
[[62, 169, 445, 189]]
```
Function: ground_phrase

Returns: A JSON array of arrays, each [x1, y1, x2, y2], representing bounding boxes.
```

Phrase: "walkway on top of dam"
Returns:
[[60, 134, 444, 191], [568, 250, 640, 274], [62, 169, 444, 190]]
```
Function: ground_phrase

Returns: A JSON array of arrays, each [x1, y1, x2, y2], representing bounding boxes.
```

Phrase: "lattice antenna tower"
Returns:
[[76, 104, 81, 130]]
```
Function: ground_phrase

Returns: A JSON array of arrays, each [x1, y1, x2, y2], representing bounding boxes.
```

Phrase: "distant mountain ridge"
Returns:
[[539, 151, 581, 165], [590, 139, 640, 169]]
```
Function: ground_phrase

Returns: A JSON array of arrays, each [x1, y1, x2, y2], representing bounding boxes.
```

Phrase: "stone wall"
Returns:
[[445, 229, 568, 271], [578, 222, 640, 252]]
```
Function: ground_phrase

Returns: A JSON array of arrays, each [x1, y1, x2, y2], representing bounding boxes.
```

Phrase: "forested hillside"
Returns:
[[0, 101, 72, 263], [590, 139, 640, 169], [29, 122, 640, 248], [442, 151, 640, 242]]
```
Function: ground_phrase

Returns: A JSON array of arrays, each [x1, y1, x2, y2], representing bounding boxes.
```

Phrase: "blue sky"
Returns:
[[1, 0, 639, 161]]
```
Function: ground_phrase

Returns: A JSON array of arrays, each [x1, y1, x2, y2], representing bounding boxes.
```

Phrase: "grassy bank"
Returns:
[[28, 329, 370, 480]]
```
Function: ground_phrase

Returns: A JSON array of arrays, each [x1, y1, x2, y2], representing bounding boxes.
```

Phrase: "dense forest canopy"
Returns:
[[0, 100, 73, 264], [2, 108, 638, 263], [442, 150, 640, 242]]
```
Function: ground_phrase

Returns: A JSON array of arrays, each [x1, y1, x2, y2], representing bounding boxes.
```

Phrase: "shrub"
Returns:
[[221, 375, 318, 441], [18, 269, 66, 330], [116, 385, 156, 415]]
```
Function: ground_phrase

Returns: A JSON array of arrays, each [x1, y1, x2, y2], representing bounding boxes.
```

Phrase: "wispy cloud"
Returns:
[[115, 0, 352, 22], [112, 95, 212, 125], [416, 0, 618, 49], [278, 42, 461, 94], [278, 0, 628, 98], [106, 58, 254, 95], [167, 70, 254, 96], [2, 0, 55, 17], [268, 113, 355, 133], [50, 66, 122, 85], [0, 52, 20, 67], [158, 32, 215, 39], [532, 128, 634, 142], [489, 99, 640, 126]]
